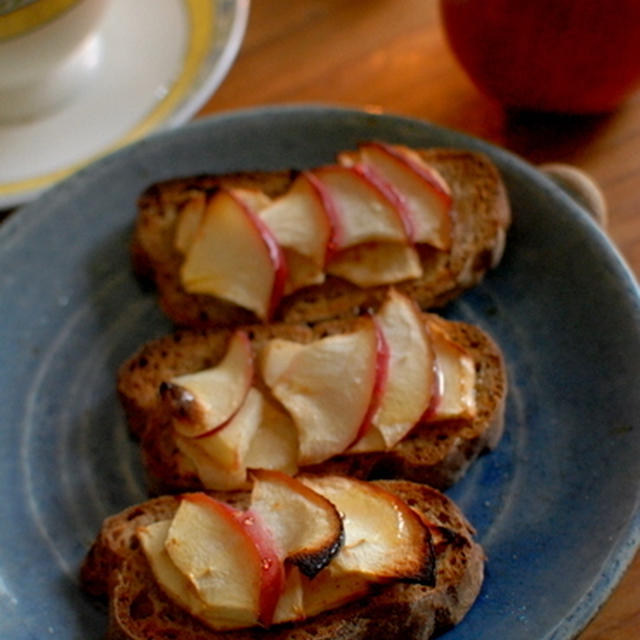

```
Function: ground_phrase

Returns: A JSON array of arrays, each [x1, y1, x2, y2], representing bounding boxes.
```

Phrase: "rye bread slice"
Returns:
[[117, 312, 506, 494], [132, 148, 510, 328], [80, 480, 484, 640]]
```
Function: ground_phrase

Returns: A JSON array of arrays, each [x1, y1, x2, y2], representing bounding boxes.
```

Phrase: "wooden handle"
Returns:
[[539, 163, 608, 229]]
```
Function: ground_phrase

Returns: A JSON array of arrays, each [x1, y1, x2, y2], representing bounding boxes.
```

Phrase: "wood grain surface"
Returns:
[[195, 0, 640, 638]]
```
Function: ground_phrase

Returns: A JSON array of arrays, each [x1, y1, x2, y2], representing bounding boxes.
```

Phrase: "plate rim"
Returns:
[[2, 103, 640, 640]]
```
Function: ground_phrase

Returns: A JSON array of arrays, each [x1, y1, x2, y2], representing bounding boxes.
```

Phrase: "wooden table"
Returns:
[[196, 0, 640, 638]]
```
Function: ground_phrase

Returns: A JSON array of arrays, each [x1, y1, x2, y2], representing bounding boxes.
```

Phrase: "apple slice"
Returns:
[[165, 493, 284, 628], [138, 509, 364, 630], [345, 424, 387, 453], [273, 564, 371, 624], [351, 161, 415, 239], [259, 338, 305, 388], [326, 241, 422, 287], [174, 387, 264, 490], [351, 318, 390, 445], [161, 330, 254, 438], [271, 565, 370, 626], [362, 290, 435, 449], [249, 469, 344, 578], [424, 317, 476, 422], [300, 564, 372, 619], [180, 188, 288, 321], [340, 142, 452, 250], [174, 191, 207, 254], [259, 172, 334, 269], [138, 519, 243, 630], [262, 320, 380, 465], [312, 165, 408, 250], [272, 566, 306, 624], [300, 475, 434, 585], [258, 172, 343, 294], [244, 394, 299, 477], [281, 248, 326, 295], [231, 187, 272, 213], [232, 506, 287, 627], [140, 519, 281, 631]]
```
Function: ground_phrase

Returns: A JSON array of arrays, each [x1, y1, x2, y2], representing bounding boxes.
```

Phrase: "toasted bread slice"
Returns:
[[80, 480, 484, 640], [117, 311, 506, 493], [132, 148, 510, 328]]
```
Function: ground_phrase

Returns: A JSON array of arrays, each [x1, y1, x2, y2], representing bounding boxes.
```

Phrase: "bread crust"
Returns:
[[117, 312, 506, 493], [80, 481, 484, 640], [132, 148, 510, 328]]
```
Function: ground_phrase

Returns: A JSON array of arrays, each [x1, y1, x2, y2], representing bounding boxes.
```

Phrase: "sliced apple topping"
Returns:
[[272, 566, 306, 624], [272, 551, 375, 623], [259, 172, 334, 271], [259, 339, 305, 388], [249, 469, 344, 578], [326, 241, 422, 287], [165, 290, 477, 492], [357, 289, 435, 450], [261, 319, 381, 465], [231, 187, 273, 213], [232, 505, 286, 627], [391, 144, 451, 196], [352, 318, 390, 445], [346, 423, 387, 454], [138, 473, 441, 631], [300, 475, 435, 585], [180, 188, 287, 320], [176, 145, 457, 318], [138, 519, 238, 630], [352, 161, 415, 239], [151, 493, 284, 629], [244, 392, 299, 477], [425, 317, 476, 421], [291, 476, 438, 618], [340, 142, 452, 250], [301, 565, 372, 619], [312, 165, 408, 250], [280, 248, 326, 295], [174, 191, 207, 254], [162, 330, 254, 438], [258, 172, 337, 295], [174, 387, 264, 491]]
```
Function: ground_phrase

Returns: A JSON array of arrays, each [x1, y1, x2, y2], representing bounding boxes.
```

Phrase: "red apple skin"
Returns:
[[312, 164, 409, 252], [418, 321, 443, 423], [233, 509, 285, 627], [163, 331, 254, 440], [249, 468, 344, 578], [440, 0, 640, 113], [340, 164, 411, 244], [238, 200, 289, 321], [160, 384, 244, 440], [302, 171, 342, 262], [351, 163, 415, 242], [368, 142, 452, 214], [183, 493, 285, 628], [350, 318, 390, 447], [420, 358, 443, 423]]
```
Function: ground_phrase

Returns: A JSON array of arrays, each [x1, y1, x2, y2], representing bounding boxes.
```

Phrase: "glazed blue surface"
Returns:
[[1, 106, 639, 639]]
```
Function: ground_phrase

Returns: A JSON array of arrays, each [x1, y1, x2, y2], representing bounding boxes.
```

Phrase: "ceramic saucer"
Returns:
[[0, 0, 249, 208]]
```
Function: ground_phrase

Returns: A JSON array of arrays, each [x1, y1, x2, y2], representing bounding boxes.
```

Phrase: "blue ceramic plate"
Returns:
[[1, 106, 639, 639]]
